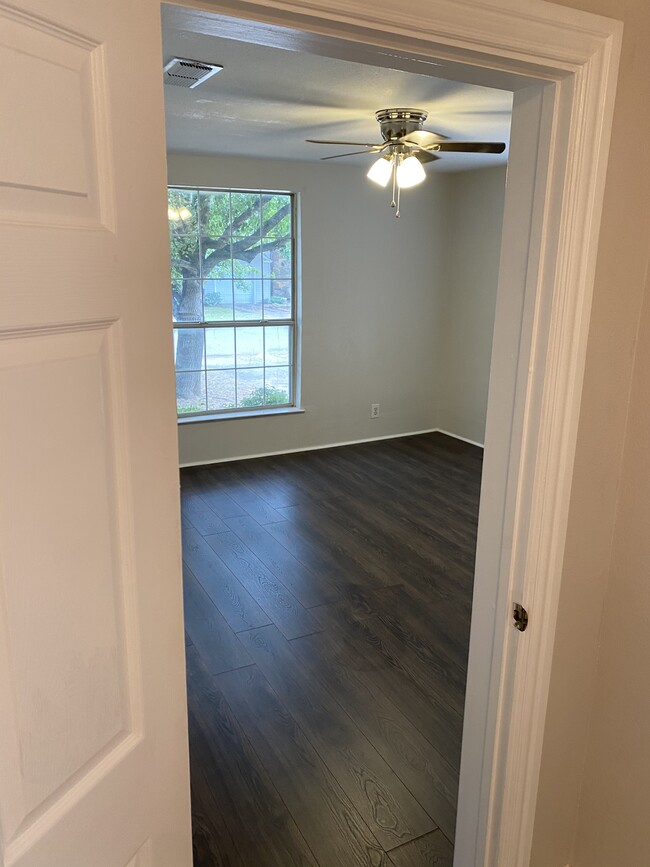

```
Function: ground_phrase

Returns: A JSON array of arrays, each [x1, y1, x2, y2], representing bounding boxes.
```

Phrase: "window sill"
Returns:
[[177, 407, 305, 425]]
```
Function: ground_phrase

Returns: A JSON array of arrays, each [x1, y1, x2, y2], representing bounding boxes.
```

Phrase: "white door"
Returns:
[[0, 0, 192, 865]]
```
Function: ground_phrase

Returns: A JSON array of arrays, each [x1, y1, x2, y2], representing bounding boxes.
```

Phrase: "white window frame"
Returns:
[[170, 185, 298, 420]]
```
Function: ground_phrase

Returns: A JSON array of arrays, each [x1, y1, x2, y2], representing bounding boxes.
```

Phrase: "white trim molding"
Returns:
[[169, 1, 622, 864]]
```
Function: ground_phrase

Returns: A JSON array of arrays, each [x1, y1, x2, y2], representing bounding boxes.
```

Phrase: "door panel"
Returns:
[[0, 1, 191, 864]]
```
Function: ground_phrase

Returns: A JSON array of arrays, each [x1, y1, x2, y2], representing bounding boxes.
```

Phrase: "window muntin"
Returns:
[[169, 187, 296, 417]]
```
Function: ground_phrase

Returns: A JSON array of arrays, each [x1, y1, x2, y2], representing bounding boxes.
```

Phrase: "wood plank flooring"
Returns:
[[181, 432, 482, 867]]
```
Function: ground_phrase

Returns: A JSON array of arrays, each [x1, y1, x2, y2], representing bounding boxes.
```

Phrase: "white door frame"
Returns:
[[162, 1, 622, 864]]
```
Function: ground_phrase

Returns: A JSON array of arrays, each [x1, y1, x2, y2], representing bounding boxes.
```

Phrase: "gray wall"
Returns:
[[167, 153, 505, 465], [435, 167, 506, 444]]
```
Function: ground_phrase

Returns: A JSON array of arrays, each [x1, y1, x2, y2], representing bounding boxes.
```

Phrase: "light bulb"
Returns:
[[367, 156, 393, 187], [178, 207, 192, 221], [396, 155, 426, 188], [168, 207, 180, 221]]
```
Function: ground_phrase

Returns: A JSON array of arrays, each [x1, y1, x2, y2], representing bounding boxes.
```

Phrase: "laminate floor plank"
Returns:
[[313, 450, 480, 559], [216, 665, 389, 867], [255, 466, 316, 508], [224, 462, 311, 509], [270, 452, 350, 503], [185, 467, 247, 519], [279, 503, 402, 589], [315, 494, 472, 604], [183, 432, 482, 865], [315, 602, 464, 769], [329, 445, 481, 534], [358, 607, 467, 718], [189, 754, 247, 867], [240, 624, 436, 850], [312, 445, 479, 516], [216, 466, 286, 525], [182, 567, 252, 675], [182, 527, 271, 633], [207, 531, 322, 639], [293, 629, 459, 842], [187, 646, 318, 867], [265, 517, 380, 589], [372, 584, 471, 680], [181, 490, 228, 536], [388, 830, 454, 867], [226, 514, 337, 608]]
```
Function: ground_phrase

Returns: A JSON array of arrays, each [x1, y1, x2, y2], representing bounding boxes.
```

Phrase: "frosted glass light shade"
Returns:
[[367, 156, 393, 187], [178, 207, 192, 221], [168, 207, 181, 221], [396, 155, 426, 188]]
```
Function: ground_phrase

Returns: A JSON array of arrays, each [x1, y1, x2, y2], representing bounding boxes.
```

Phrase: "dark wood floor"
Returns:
[[181, 432, 482, 867]]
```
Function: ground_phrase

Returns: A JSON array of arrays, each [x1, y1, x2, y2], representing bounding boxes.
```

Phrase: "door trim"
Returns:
[[161, 1, 622, 863]]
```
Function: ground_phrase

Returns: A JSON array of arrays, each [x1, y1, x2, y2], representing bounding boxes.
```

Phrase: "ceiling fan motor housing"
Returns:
[[375, 108, 428, 142]]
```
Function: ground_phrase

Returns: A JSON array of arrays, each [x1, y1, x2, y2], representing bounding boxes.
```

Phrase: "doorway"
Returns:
[[160, 2, 620, 865], [165, 5, 511, 860]]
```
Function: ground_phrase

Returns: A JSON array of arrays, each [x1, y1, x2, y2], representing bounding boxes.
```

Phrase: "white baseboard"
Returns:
[[179, 426, 483, 468], [435, 428, 485, 449]]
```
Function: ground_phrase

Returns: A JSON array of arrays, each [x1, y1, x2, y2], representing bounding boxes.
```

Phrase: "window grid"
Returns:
[[170, 186, 297, 417]]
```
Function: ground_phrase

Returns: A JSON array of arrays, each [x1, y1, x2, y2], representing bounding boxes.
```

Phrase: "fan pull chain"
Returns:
[[390, 156, 397, 211], [395, 153, 401, 217]]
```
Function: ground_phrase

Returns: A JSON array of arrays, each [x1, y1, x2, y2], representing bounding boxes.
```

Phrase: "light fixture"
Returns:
[[367, 149, 426, 217], [396, 155, 426, 188], [367, 156, 393, 187], [168, 206, 193, 222]]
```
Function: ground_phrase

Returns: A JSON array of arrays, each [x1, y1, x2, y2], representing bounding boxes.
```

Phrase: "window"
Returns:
[[168, 186, 297, 418]]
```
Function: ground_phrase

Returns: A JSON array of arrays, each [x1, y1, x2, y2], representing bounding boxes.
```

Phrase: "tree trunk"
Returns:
[[175, 278, 204, 401]]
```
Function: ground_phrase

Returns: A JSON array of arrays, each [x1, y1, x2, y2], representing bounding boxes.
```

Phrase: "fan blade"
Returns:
[[433, 141, 506, 153], [399, 130, 448, 148], [306, 138, 383, 147], [320, 148, 383, 160], [414, 151, 440, 163]]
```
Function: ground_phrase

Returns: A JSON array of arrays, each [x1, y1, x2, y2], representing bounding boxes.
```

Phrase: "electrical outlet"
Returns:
[[371, 403, 380, 419]]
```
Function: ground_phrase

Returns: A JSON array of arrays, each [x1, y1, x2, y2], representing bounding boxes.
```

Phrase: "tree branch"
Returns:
[[230, 199, 260, 234], [261, 201, 291, 236], [230, 235, 288, 263]]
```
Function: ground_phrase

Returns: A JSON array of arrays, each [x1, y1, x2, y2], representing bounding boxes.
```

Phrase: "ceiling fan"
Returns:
[[307, 108, 506, 217]]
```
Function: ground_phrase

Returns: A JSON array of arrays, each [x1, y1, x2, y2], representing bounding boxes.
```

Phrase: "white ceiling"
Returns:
[[162, 9, 513, 173]]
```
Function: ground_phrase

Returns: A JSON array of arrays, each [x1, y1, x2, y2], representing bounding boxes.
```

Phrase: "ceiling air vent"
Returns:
[[163, 57, 223, 89]]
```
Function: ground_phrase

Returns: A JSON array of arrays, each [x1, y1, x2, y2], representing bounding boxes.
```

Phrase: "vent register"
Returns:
[[163, 57, 223, 88]]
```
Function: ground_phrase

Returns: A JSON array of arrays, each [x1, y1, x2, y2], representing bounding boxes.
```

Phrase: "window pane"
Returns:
[[236, 368, 265, 407], [234, 280, 263, 320], [205, 327, 235, 369], [203, 279, 233, 321], [262, 194, 292, 238], [174, 328, 205, 372], [199, 191, 231, 237], [264, 280, 292, 320], [168, 189, 199, 235], [264, 325, 291, 366], [176, 370, 206, 414], [201, 238, 232, 278], [235, 327, 264, 368], [265, 240, 292, 279], [173, 279, 203, 323], [265, 366, 291, 405], [207, 369, 236, 410], [230, 192, 261, 237], [232, 243, 263, 279]]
